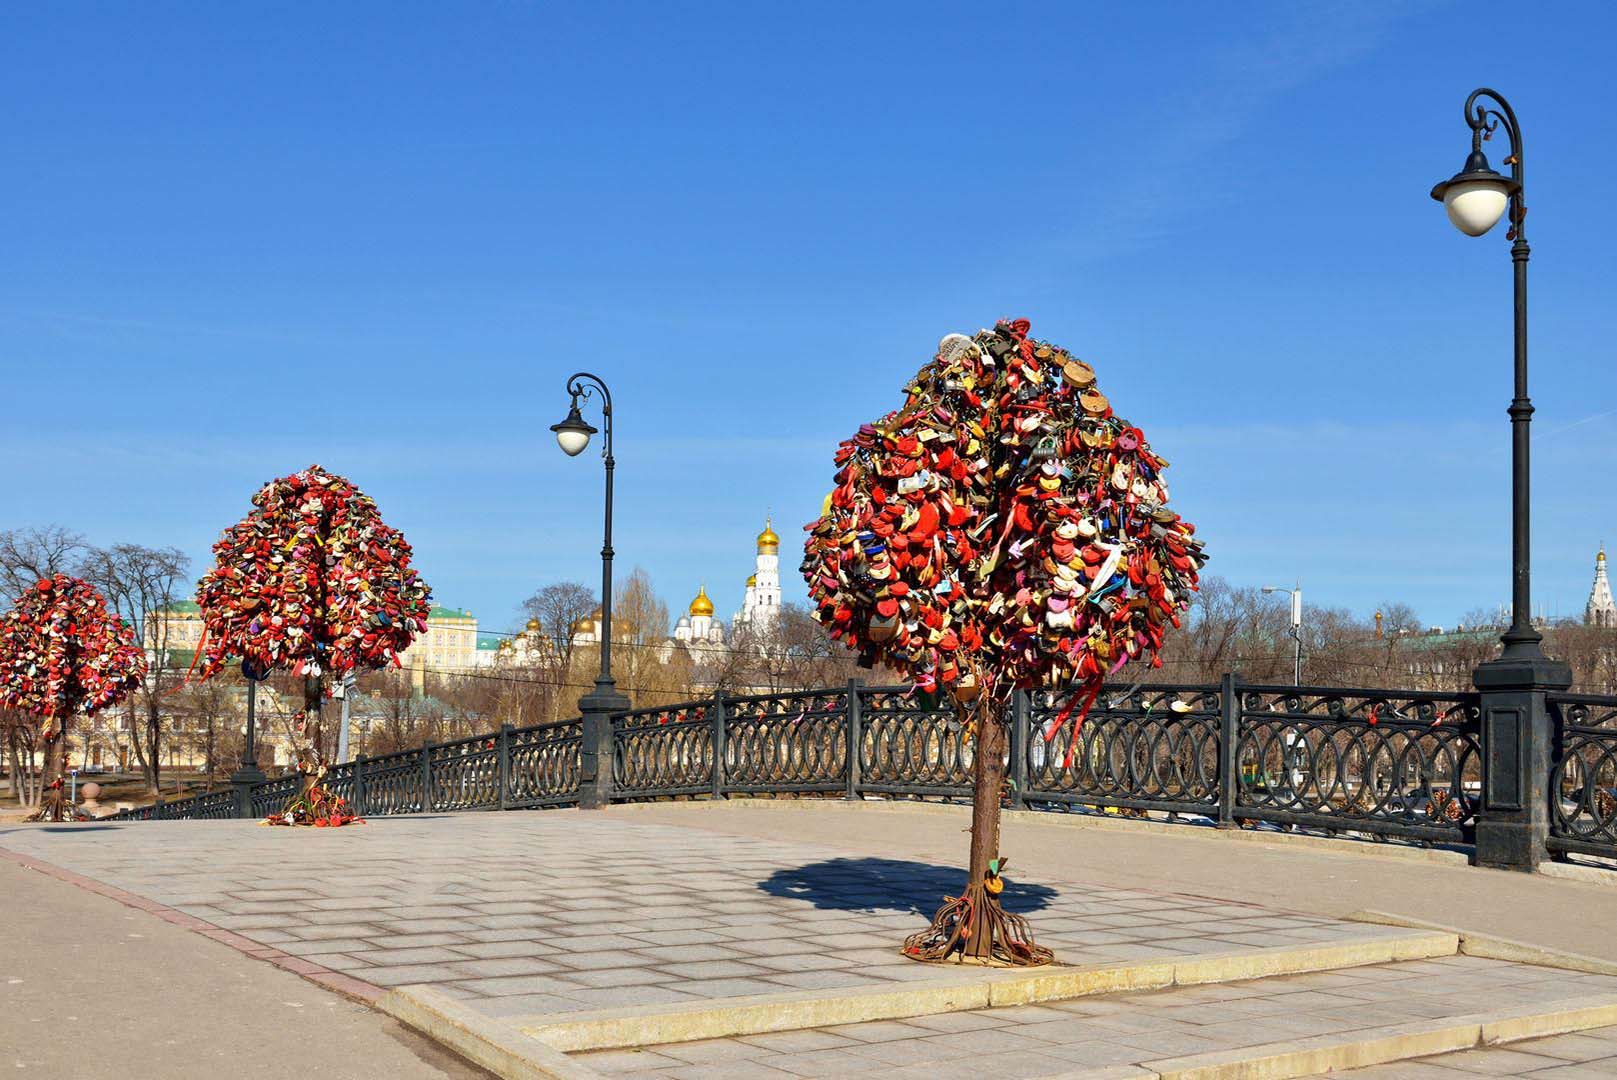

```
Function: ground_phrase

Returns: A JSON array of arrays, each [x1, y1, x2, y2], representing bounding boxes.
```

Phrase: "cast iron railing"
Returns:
[[1548, 693, 1617, 858], [99, 678, 1616, 865]]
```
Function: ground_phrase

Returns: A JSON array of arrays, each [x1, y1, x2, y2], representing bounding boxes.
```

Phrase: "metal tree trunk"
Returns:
[[298, 673, 324, 801], [965, 701, 1006, 959], [37, 726, 67, 821]]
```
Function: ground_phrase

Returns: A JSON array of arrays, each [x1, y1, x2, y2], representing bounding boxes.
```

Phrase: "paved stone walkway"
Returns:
[[1327, 1023, 1617, 1077], [570, 955, 1617, 1079], [0, 814, 1413, 1024]]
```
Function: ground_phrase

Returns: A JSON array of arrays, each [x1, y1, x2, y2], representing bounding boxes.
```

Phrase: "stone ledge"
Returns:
[[377, 985, 602, 1080], [1045, 993, 1617, 1080], [1346, 908, 1617, 976], [497, 930, 1454, 1052], [1144, 1016, 1486, 1080]]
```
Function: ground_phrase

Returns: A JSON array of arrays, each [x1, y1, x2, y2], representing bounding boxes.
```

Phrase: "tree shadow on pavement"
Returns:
[[758, 856, 1058, 916]]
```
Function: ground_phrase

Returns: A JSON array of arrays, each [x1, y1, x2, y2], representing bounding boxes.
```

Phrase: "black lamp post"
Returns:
[[551, 372, 629, 807], [1429, 88, 1540, 661], [1431, 87, 1570, 871]]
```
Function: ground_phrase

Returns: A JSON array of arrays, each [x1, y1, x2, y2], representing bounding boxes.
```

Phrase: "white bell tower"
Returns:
[[1587, 546, 1616, 628], [736, 516, 782, 630]]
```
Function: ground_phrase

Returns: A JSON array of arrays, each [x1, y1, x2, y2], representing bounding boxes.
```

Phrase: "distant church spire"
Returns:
[[1588, 544, 1616, 628]]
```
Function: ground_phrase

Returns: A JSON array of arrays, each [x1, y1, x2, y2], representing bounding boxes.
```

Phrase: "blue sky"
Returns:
[[2, 1, 1613, 633]]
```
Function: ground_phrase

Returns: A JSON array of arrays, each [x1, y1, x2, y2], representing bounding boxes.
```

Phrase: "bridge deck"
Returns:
[[0, 809, 1411, 1022]]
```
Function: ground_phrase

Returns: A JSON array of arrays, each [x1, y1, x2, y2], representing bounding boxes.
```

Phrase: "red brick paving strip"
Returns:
[[0, 844, 387, 1004]]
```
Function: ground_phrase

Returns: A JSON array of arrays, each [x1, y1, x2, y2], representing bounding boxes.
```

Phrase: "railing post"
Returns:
[[1009, 689, 1030, 811], [1218, 672, 1239, 829], [1473, 654, 1572, 871], [710, 694, 727, 799], [353, 754, 368, 817], [845, 679, 863, 801], [420, 740, 433, 814], [498, 724, 512, 812], [154, 796, 166, 821]]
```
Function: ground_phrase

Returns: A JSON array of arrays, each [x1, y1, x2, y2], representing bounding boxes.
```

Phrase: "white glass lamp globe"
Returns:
[[555, 428, 591, 456], [1431, 147, 1517, 238], [550, 402, 597, 456], [1443, 179, 1511, 236]]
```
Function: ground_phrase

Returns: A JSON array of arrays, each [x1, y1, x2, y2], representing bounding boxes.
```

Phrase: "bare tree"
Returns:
[[79, 543, 190, 795], [0, 525, 87, 602], [2, 714, 40, 809], [611, 568, 685, 707], [522, 581, 596, 720], [172, 672, 241, 787], [725, 603, 859, 694]]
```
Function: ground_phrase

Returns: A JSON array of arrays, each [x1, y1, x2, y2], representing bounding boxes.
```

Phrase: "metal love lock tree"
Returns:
[[0, 574, 146, 822], [194, 465, 433, 826], [802, 319, 1207, 965]]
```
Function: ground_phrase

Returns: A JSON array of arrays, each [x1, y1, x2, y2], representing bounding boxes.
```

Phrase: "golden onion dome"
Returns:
[[571, 615, 595, 635], [689, 585, 714, 618], [756, 516, 780, 554], [1600, 546, 1608, 563], [525, 618, 540, 631], [747, 573, 757, 587]]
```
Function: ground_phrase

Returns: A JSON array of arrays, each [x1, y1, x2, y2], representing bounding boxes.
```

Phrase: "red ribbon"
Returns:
[[1044, 681, 1103, 768]]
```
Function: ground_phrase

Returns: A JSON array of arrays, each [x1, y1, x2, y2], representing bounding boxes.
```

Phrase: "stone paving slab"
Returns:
[[573, 956, 1617, 1079], [0, 814, 1417, 1025]]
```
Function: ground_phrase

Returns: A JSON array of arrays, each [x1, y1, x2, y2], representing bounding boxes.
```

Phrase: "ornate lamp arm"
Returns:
[[1464, 88, 1526, 241]]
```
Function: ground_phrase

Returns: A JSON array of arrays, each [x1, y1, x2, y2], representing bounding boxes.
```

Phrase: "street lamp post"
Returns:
[[1262, 584, 1303, 686], [552, 372, 630, 808], [1430, 87, 1571, 872]]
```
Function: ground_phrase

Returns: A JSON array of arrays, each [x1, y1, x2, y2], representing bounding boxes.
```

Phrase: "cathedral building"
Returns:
[[1588, 546, 1616, 628], [672, 585, 727, 652], [668, 518, 786, 656]]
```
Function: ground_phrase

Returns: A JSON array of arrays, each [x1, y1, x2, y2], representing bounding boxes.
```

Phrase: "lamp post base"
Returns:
[[578, 680, 630, 810], [1472, 654, 1572, 872], [229, 761, 267, 818]]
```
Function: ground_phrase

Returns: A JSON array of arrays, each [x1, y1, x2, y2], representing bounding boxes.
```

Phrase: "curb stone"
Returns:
[[1540, 859, 1617, 886]]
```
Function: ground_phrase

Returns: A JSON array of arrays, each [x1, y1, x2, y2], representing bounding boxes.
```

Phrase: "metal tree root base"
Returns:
[[901, 882, 1054, 967], [24, 788, 70, 823]]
